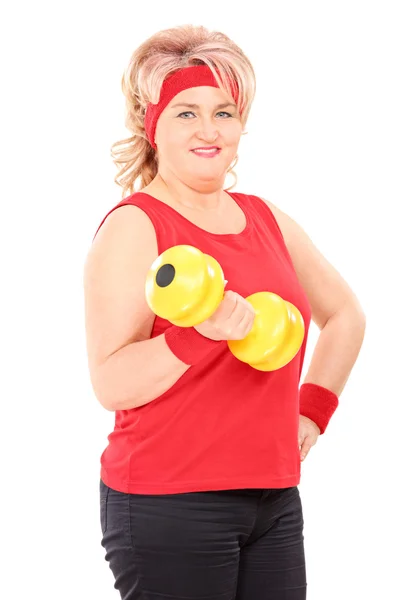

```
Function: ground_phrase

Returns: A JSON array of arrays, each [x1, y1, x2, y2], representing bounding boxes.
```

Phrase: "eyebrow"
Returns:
[[170, 102, 237, 110]]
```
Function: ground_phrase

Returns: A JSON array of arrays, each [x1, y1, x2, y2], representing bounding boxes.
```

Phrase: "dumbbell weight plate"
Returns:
[[145, 245, 225, 326]]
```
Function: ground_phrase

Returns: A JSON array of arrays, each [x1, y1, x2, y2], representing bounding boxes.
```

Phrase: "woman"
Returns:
[[84, 24, 366, 600]]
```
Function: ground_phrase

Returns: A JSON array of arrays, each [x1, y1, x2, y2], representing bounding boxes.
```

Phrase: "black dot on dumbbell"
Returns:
[[155, 264, 176, 288]]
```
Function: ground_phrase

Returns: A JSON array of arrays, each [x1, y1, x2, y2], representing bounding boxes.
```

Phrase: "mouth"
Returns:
[[190, 147, 221, 158]]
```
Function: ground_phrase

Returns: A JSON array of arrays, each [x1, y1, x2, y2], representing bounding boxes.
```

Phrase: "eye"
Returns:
[[177, 111, 233, 119], [177, 111, 195, 118]]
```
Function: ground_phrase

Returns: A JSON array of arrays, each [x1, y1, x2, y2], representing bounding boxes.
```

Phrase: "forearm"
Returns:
[[94, 333, 190, 411], [302, 302, 366, 397]]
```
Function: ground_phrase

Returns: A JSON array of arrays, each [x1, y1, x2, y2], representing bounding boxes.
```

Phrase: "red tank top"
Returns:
[[93, 191, 312, 494]]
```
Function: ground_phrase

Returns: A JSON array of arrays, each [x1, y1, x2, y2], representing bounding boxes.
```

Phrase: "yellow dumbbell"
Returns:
[[145, 245, 305, 371]]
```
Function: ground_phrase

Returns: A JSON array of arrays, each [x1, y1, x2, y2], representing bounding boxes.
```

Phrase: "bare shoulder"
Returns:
[[90, 203, 156, 250], [83, 204, 158, 370], [86, 204, 158, 283], [258, 196, 365, 328]]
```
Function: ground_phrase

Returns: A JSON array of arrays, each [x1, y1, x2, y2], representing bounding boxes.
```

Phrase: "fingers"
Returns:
[[299, 436, 313, 461], [216, 290, 239, 324], [208, 290, 256, 340], [215, 291, 252, 322], [235, 306, 256, 338], [298, 416, 320, 462], [222, 292, 255, 338]]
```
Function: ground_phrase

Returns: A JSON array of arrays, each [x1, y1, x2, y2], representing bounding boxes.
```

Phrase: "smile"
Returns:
[[191, 148, 221, 158]]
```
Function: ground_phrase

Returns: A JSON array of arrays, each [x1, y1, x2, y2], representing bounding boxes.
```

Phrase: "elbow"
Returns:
[[90, 357, 166, 411], [91, 368, 139, 412], [354, 303, 367, 331], [337, 300, 367, 341], [337, 299, 367, 326], [92, 384, 118, 412], [97, 386, 140, 412], [98, 396, 118, 412], [352, 296, 367, 325]]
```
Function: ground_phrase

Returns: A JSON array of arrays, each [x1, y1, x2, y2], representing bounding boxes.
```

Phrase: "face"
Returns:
[[154, 85, 243, 188]]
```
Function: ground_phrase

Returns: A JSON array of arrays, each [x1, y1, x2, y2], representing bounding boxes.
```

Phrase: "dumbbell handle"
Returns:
[[145, 244, 304, 371]]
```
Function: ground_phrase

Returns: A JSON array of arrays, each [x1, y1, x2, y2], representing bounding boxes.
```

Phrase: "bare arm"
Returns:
[[93, 334, 191, 411], [301, 303, 366, 396], [83, 205, 190, 411], [260, 197, 366, 396]]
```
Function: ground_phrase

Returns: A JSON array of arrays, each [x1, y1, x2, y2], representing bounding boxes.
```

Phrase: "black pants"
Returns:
[[100, 479, 307, 599]]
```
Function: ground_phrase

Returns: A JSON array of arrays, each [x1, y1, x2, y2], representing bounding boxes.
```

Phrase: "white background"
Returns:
[[1, 1, 399, 598]]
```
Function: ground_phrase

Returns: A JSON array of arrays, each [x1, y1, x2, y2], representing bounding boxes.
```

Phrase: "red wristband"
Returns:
[[164, 326, 223, 366], [299, 383, 339, 434]]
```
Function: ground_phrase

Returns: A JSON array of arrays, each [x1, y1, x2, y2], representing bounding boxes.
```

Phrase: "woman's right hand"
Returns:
[[194, 290, 256, 341]]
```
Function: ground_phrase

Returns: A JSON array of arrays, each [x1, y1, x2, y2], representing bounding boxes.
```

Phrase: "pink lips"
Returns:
[[191, 146, 221, 158], [192, 146, 220, 151]]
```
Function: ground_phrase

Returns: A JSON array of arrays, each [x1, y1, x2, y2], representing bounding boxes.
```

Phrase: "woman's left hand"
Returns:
[[298, 415, 321, 461]]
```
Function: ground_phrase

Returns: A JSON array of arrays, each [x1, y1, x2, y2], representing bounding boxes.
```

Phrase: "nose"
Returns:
[[195, 117, 219, 142]]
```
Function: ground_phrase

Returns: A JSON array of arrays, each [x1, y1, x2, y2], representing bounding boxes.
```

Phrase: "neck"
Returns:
[[151, 173, 226, 212]]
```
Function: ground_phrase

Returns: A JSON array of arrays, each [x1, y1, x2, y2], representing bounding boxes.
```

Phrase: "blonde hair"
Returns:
[[111, 24, 256, 198]]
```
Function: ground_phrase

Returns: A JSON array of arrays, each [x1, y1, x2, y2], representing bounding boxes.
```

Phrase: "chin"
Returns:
[[187, 177, 225, 193]]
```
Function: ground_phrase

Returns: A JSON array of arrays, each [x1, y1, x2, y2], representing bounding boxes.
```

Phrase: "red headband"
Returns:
[[144, 64, 240, 149]]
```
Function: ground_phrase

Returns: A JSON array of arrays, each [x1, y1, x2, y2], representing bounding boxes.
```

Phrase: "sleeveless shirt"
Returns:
[[93, 190, 312, 494]]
